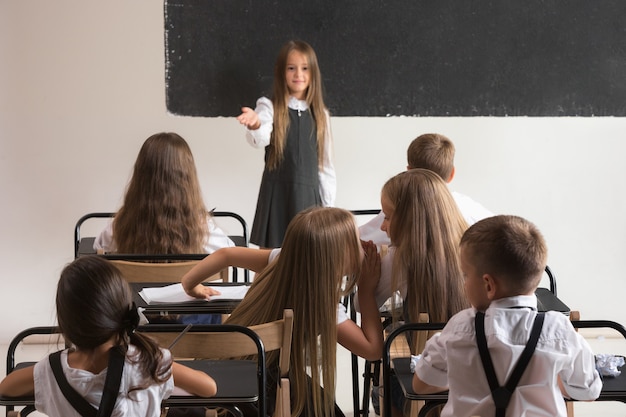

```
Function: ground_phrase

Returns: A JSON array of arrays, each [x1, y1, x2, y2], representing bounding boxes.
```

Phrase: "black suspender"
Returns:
[[49, 347, 125, 417], [475, 311, 545, 417]]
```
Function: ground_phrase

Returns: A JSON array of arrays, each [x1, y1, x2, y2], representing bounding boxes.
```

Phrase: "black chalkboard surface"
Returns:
[[165, 1, 626, 117]]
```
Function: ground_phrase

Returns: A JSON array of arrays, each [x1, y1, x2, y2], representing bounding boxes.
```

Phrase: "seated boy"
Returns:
[[359, 133, 492, 246], [412, 215, 601, 417]]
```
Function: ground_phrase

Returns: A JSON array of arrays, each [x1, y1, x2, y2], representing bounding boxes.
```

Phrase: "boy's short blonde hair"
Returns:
[[407, 133, 455, 181], [460, 215, 547, 294]]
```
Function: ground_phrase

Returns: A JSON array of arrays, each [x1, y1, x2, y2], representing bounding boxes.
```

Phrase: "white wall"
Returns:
[[1, 1, 625, 343]]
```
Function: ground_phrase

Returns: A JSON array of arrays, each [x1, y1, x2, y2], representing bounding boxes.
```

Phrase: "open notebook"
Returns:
[[139, 283, 249, 305]]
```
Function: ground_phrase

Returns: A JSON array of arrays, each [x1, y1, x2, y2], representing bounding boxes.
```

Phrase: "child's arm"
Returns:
[[181, 247, 272, 299], [171, 362, 217, 397], [337, 241, 383, 361], [0, 365, 35, 397], [236, 107, 260, 130], [412, 372, 447, 394]]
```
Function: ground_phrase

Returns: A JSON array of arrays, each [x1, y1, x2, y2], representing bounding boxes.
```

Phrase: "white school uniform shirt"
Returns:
[[34, 345, 174, 417], [93, 216, 235, 253], [245, 96, 336, 207], [358, 190, 493, 247], [415, 295, 602, 417], [268, 248, 348, 324]]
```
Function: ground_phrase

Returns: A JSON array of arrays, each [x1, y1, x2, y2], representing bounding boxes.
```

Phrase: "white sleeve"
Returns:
[[318, 110, 336, 207], [337, 303, 349, 325], [204, 217, 236, 254], [93, 220, 115, 252], [245, 97, 273, 148], [268, 248, 282, 263]]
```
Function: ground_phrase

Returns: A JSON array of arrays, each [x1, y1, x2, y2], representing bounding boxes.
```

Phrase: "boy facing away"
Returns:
[[359, 133, 492, 246], [412, 215, 601, 417]]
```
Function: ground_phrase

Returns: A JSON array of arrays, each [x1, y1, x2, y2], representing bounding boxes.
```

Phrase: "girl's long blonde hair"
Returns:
[[267, 40, 328, 171], [383, 169, 469, 326], [113, 132, 208, 254], [226, 207, 361, 417]]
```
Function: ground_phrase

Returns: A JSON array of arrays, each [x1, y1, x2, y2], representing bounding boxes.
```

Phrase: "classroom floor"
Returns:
[[1, 330, 625, 417]]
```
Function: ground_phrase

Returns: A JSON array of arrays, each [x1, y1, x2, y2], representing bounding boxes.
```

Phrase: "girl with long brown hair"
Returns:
[[0, 256, 216, 416], [94, 132, 234, 255], [181, 207, 383, 417], [236, 40, 336, 248]]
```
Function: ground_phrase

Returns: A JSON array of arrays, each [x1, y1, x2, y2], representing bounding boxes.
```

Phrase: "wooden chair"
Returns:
[[1, 326, 66, 417], [0, 310, 293, 417], [145, 309, 294, 417], [74, 211, 250, 282], [382, 319, 448, 417], [104, 257, 226, 283], [379, 314, 442, 417]]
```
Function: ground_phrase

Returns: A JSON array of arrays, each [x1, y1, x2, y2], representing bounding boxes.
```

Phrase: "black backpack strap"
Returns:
[[96, 347, 125, 417], [475, 311, 545, 417], [49, 347, 126, 417], [49, 351, 97, 417]]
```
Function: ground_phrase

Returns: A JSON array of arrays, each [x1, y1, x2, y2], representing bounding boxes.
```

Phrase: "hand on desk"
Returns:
[[186, 284, 222, 300]]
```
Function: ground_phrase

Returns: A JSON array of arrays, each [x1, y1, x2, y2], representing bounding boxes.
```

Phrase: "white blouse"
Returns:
[[245, 96, 336, 207], [93, 216, 235, 253]]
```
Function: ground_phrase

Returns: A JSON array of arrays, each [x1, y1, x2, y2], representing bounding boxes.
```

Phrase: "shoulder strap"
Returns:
[[49, 351, 97, 417], [49, 347, 125, 417], [475, 311, 545, 417], [97, 347, 125, 417]]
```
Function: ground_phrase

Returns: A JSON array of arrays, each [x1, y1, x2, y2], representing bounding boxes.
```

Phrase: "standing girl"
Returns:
[[0, 256, 216, 417], [181, 207, 382, 417], [237, 40, 336, 248]]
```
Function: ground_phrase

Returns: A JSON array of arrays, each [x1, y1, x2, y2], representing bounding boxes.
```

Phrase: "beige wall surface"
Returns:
[[1, 1, 625, 342]]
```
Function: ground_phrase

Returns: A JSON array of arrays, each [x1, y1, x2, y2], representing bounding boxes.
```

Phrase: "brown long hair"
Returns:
[[113, 132, 208, 254], [267, 40, 328, 171], [226, 207, 361, 417], [57, 256, 170, 384], [382, 169, 469, 326]]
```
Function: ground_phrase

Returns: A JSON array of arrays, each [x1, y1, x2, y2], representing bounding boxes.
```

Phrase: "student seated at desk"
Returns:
[[182, 207, 383, 417], [359, 132, 492, 246], [355, 169, 470, 417], [94, 132, 234, 325], [413, 215, 601, 417], [0, 256, 216, 417], [94, 131, 234, 255]]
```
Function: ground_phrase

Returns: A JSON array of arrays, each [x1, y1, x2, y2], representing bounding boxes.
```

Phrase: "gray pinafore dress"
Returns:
[[250, 108, 321, 248]]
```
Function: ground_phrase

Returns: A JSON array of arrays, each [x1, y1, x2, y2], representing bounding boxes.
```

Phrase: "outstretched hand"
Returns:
[[236, 107, 260, 130], [358, 240, 381, 293], [186, 284, 221, 300]]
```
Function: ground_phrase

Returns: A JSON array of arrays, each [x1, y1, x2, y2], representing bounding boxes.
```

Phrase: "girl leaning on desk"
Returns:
[[182, 206, 384, 417]]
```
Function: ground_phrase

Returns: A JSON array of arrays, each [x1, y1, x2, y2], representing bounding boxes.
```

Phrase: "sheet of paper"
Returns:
[[139, 283, 248, 304]]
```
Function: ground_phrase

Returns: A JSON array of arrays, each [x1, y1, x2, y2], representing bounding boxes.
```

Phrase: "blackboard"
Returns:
[[164, 1, 626, 117]]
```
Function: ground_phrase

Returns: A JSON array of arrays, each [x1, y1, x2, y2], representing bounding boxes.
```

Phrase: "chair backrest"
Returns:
[[74, 211, 249, 282], [382, 319, 447, 417], [543, 265, 557, 295], [143, 309, 294, 417], [147, 309, 293, 365], [107, 259, 228, 283], [2, 326, 65, 416], [75, 211, 248, 257]]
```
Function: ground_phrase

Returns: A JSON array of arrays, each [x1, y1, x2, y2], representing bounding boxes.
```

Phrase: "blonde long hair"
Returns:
[[226, 207, 361, 417], [113, 132, 208, 254], [383, 169, 469, 325], [267, 40, 328, 171]]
